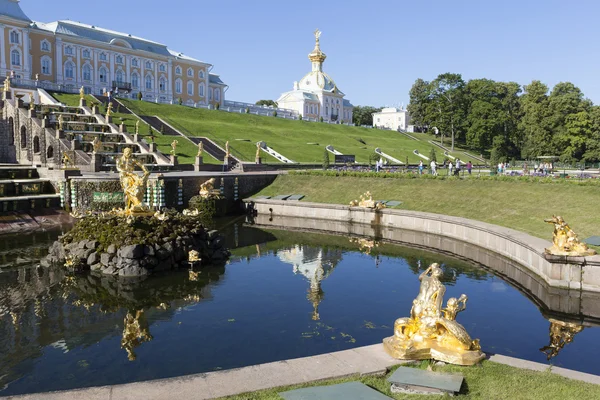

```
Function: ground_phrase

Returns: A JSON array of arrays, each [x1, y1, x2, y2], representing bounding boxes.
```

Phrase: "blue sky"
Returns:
[[26, 0, 600, 106]]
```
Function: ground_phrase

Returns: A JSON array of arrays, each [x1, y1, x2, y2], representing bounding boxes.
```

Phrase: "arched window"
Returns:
[[10, 30, 19, 44], [99, 67, 108, 83], [187, 68, 193, 77], [214, 89, 220, 101], [116, 55, 123, 64], [8, 117, 14, 145], [99, 52, 107, 61], [41, 56, 52, 75], [159, 64, 166, 72], [175, 66, 182, 75], [64, 46, 73, 56], [20, 126, 27, 148], [83, 64, 92, 81], [175, 78, 182, 94], [47, 146, 54, 160], [33, 136, 40, 153], [116, 70, 124, 83], [199, 70, 204, 79], [82, 49, 90, 58], [208, 88, 212, 101], [131, 72, 139, 88], [64, 61, 75, 79], [131, 58, 138, 67], [326, 106, 329, 115], [145, 74, 153, 90], [305, 105, 308, 114], [41, 40, 50, 52], [159, 77, 166, 92], [11, 50, 21, 66], [198, 83, 204, 97], [187, 81, 193, 96], [145, 61, 152, 70]]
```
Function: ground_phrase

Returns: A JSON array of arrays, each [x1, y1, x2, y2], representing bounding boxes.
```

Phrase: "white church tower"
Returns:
[[277, 29, 353, 123]]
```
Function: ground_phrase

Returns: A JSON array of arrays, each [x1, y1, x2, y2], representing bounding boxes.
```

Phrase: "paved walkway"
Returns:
[[4, 345, 600, 400]]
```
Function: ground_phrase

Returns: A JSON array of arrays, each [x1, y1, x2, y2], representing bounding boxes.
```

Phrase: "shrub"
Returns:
[[137, 92, 142, 101], [273, 111, 278, 117], [320, 116, 324, 122], [299, 115, 303, 121], [428, 147, 437, 162], [215, 103, 220, 110], [177, 97, 183, 105], [245, 107, 250, 113], [322, 149, 330, 170]]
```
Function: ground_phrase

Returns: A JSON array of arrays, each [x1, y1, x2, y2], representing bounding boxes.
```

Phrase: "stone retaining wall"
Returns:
[[247, 199, 600, 294]]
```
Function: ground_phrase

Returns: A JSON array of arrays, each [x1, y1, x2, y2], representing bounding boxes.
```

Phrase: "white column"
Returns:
[[167, 59, 172, 98], [93, 50, 99, 91], [140, 59, 144, 96], [76, 46, 81, 84], [55, 38, 63, 82], [126, 55, 130, 83], [0, 24, 6, 73], [154, 61, 158, 96], [109, 53, 115, 89], [22, 29, 30, 79]]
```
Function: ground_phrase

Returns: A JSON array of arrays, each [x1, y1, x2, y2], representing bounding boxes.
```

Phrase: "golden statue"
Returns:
[[121, 310, 153, 361], [540, 318, 584, 360], [3, 75, 10, 92], [106, 102, 113, 119], [197, 141, 203, 157], [349, 191, 386, 210], [29, 100, 35, 110], [198, 178, 221, 199], [91, 137, 102, 153], [135, 120, 140, 135], [58, 114, 64, 131], [255, 142, 261, 159], [79, 86, 85, 100], [225, 141, 230, 158], [544, 216, 596, 256], [61, 151, 75, 168], [171, 139, 178, 155], [117, 148, 150, 214], [349, 237, 379, 255], [383, 263, 485, 366]]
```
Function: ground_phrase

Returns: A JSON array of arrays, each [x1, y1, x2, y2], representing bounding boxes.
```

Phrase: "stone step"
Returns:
[[0, 194, 61, 212]]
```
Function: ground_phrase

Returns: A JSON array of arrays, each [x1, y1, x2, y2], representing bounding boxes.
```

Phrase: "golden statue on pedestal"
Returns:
[[383, 263, 485, 366], [349, 191, 386, 210], [225, 141, 230, 158], [540, 318, 584, 360], [255, 142, 261, 159], [544, 215, 596, 256], [197, 141, 203, 157], [58, 114, 64, 131], [79, 86, 85, 100], [135, 120, 140, 135], [198, 178, 221, 199], [171, 139, 178, 155], [117, 148, 150, 214], [106, 102, 113, 119], [91, 137, 102, 153]]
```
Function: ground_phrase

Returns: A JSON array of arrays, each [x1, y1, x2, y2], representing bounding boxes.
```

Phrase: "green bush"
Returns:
[[137, 92, 142, 101], [177, 97, 183, 105], [322, 149, 330, 170]]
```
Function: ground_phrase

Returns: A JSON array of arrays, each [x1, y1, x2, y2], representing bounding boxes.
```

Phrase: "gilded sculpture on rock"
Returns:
[[198, 178, 221, 199], [544, 215, 596, 256], [349, 191, 386, 210], [383, 263, 485, 365], [91, 137, 102, 153], [117, 148, 150, 214]]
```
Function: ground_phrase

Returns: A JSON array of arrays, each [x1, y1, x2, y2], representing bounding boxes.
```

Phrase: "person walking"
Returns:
[[418, 160, 423, 175], [455, 159, 461, 176], [467, 161, 472, 175], [430, 159, 437, 176], [448, 161, 453, 176]]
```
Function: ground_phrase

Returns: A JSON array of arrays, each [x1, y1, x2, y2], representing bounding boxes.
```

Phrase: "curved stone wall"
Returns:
[[248, 199, 600, 294]]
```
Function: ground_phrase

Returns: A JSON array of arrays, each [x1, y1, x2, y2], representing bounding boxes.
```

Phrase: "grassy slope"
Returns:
[[119, 99, 473, 164], [51, 93, 218, 164], [219, 361, 600, 400], [255, 175, 600, 240]]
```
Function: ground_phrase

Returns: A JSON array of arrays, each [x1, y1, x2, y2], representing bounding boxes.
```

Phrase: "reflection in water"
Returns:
[[278, 245, 342, 320], [122, 310, 153, 361], [540, 319, 584, 360], [349, 237, 380, 255]]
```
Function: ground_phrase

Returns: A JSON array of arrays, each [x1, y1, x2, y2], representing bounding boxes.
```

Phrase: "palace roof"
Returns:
[[0, 0, 31, 22]]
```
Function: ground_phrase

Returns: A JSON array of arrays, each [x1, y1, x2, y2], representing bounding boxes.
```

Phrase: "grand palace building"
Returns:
[[0, 0, 227, 106]]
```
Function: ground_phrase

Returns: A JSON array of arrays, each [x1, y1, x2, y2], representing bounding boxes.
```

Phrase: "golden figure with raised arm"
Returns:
[[117, 148, 150, 214]]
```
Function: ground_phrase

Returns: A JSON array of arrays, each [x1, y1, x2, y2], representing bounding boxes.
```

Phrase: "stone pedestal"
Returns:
[[149, 143, 156, 152], [55, 129, 63, 139], [42, 117, 49, 128], [91, 105, 98, 115], [255, 156, 261, 165], [71, 139, 79, 150], [28, 109, 36, 119], [170, 154, 178, 165], [4, 91, 11, 100], [194, 156, 203, 171], [119, 123, 126, 133], [133, 133, 139, 142], [91, 152, 102, 172], [106, 116, 112, 124], [79, 98, 87, 108], [224, 156, 231, 166]]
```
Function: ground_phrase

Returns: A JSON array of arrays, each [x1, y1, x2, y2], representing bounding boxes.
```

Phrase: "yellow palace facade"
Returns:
[[0, 0, 227, 106]]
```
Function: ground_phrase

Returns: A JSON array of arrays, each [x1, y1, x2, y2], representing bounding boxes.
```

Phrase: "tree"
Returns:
[[137, 92, 142, 101], [256, 100, 278, 108], [429, 73, 466, 151], [177, 97, 183, 105], [428, 147, 437, 162], [519, 80, 553, 159], [352, 106, 382, 126], [322, 149, 330, 170], [407, 78, 431, 131]]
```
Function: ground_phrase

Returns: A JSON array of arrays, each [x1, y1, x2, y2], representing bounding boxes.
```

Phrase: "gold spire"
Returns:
[[308, 28, 327, 64]]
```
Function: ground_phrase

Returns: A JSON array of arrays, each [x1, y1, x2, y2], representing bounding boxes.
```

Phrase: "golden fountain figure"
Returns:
[[106, 102, 113, 119], [383, 263, 485, 365], [225, 141, 230, 158], [58, 114, 64, 131], [171, 139, 178, 155], [91, 137, 102, 153], [198, 178, 221, 199], [79, 86, 85, 100], [544, 216, 596, 256], [197, 141, 204, 157], [540, 318, 584, 360], [117, 148, 150, 214], [349, 191, 386, 210], [121, 310, 153, 361], [135, 120, 140, 135], [255, 142, 261, 159]]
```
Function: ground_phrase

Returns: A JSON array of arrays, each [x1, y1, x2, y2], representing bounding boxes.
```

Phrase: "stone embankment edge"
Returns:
[[247, 199, 600, 292], [4, 345, 600, 400]]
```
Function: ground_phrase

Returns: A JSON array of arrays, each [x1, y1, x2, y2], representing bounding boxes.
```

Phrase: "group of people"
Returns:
[[533, 162, 553, 175], [419, 159, 472, 176]]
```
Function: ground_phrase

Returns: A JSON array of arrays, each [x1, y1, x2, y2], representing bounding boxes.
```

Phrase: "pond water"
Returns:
[[1, 220, 599, 396]]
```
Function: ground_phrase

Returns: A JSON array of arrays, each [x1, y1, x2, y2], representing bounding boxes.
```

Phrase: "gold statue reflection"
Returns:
[[121, 310, 153, 361], [540, 318, 584, 360]]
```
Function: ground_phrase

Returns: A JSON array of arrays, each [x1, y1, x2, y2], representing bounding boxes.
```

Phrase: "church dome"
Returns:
[[298, 71, 338, 92]]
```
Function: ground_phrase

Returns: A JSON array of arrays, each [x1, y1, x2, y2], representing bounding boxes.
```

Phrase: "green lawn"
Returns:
[[218, 361, 600, 399], [118, 99, 474, 164], [254, 174, 600, 241]]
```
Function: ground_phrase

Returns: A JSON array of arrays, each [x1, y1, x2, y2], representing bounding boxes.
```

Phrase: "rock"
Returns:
[[100, 253, 112, 266], [119, 244, 144, 259], [78, 240, 89, 250], [91, 263, 103, 271], [107, 244, 117, 254], [140, 255, 158, 268], [156, 247, 171, 260], [143, 245, 155, 256], [87, 252, 99, 266], [207, 230, 219, 239], [155, 260, 172, 272], [174, 247, 185, 262], [211, 237, 224, 249], [119, 264, 149, 277], [85, 240, 99, 250], [163, 242, 174, 253], [102, 265, 116, 275]]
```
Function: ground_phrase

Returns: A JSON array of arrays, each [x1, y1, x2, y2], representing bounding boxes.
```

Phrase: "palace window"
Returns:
[[159, 77, 166, 92], [116, 55, 124, 64], [145, 74, 153, 90], [199, 83, 204, 97], [64, 61, 75, 79], [99, 53, 107, 61], [99, 67, 108, 83], [187, 81, 193, 96], [41, 57, 51, 75], [175, 66, 182, 75], [208, 89, 212, 101], [116, 70, 124, 84], [145, 61, 152, 70], [198, 70, 204, 79], [41, 40, 50, 52], [132, 58, 138, 67], [187, 68, 193, 77], [326, 106, 328, 115], [131, 73, 139, 88], [305, 105, 308, 113], [10, 31, 19, 44], [82, 49, 90, 58], [214, 89, 220, 101], [11, 50, 21, 66], [65, 46, 73, 56], [159, 64, 166, 72], [175, 79, 182, 94], [83, 64, 92, 81]]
